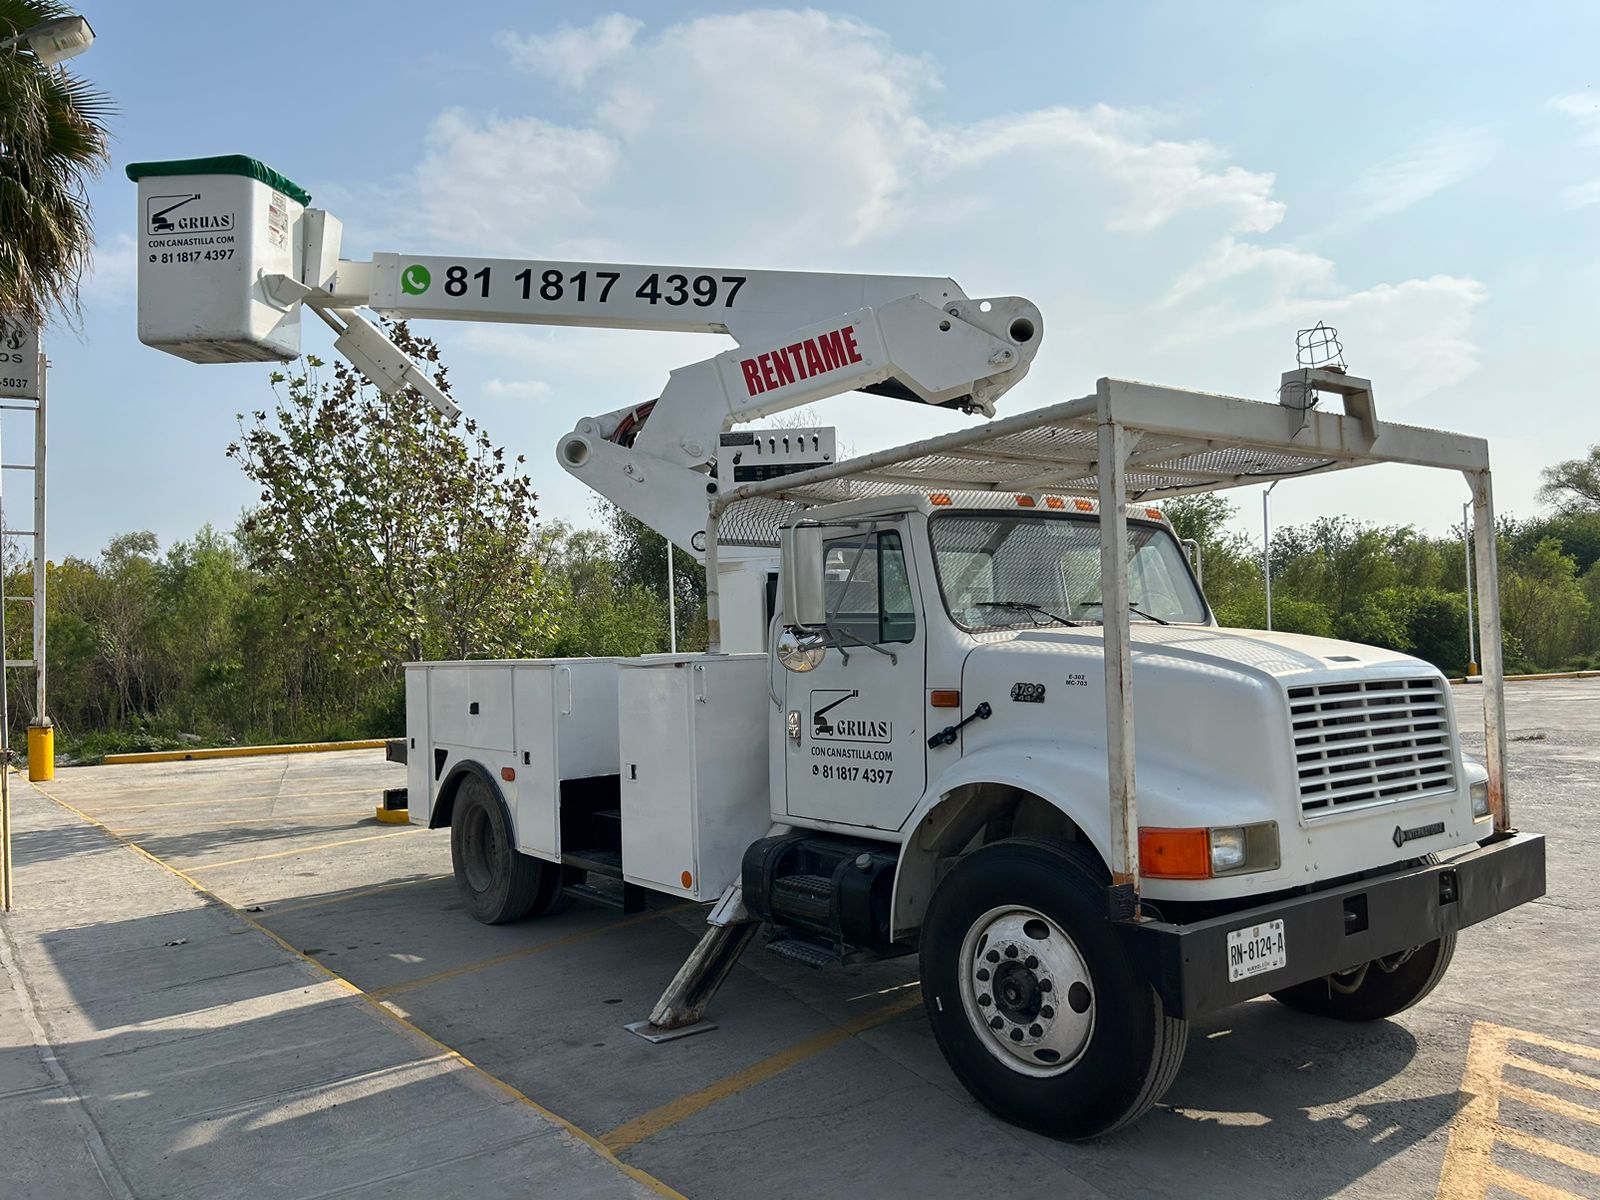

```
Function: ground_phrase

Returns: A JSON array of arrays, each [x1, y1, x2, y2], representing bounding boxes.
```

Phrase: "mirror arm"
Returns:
[[822, 621, 897, 665]]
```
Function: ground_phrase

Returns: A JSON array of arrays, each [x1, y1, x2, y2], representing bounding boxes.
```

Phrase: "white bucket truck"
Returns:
[[130, 156, 1544, 1139]]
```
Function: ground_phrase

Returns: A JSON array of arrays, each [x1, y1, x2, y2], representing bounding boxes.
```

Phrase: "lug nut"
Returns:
[[978, 993, 991, 1007], [1040, 1004, 1054, 1019], [1025, 955, 1039, 969], [1029, 1024, 1043, 1037], [976, 968, 990, 982], [1039, 978, 1052, 992], [1005, 945, 1019, 958], [986, 949, 1000, 963], [1009, 1028, 1024, 1042], [989, 1016, 1003, 1029]]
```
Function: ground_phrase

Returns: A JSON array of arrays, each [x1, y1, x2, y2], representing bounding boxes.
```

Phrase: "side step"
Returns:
[[766, 935, 843, 969]]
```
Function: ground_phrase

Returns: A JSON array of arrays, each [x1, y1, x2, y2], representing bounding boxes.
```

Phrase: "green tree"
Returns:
[[1538, 445, 1600, 512], [0, 1, 111, 322], [228, 322, 555, 669]]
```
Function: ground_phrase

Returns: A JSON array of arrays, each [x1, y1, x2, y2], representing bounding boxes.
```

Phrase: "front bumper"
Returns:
[[1117, 832, 1546, 1019]]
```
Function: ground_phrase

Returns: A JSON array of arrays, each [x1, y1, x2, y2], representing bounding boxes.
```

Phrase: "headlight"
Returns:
[[1471, 779, 1491, 819], [1209, 827, 1247, 873]]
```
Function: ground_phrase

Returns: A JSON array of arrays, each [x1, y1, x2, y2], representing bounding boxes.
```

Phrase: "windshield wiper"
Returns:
[[1075, 600, 1172, 626], [975, 600, 1075, 627]]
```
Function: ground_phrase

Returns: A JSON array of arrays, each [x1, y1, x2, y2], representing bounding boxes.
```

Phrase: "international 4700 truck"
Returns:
[[130, 155, 1544, 1138]]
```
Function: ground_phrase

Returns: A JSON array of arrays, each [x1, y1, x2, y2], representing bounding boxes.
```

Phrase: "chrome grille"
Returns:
[[1289, 677, 1454, 816]]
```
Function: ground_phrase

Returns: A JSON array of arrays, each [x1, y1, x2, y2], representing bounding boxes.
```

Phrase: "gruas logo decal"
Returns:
[[739, 325, 864, 397], [809, 689, 891, 742]]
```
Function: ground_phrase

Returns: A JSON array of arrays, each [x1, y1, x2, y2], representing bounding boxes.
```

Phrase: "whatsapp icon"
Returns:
[[400, 263, 432, 295]]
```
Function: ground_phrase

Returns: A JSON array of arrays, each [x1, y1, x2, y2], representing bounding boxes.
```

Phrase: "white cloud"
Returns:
[[1559, 179, 1600, 211], [1550, 92, 1600, 209], [358, 9, 1492, 529], [928, 106, 1285, 235], [1548, 92, 1600, 145], [411, 12, 1284, 256], [496, 14, 642, 90], [410, 108, 621, 249], [1164, 237, 1335, 306], [84, 231, 135, 306], [1345, 124, 1498, 222], [483, 378, 553, 401]]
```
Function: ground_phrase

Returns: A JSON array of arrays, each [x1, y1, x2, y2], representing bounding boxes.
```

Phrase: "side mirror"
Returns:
[[781, 524, 827, 628], [776, 628, 826, 673]]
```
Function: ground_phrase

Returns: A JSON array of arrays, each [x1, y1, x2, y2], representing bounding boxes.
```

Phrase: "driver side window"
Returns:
[[823, 531, 916, 645]]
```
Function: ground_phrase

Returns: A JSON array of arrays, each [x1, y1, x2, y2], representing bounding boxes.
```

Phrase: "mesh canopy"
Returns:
[[713, 380, 1488, 547]]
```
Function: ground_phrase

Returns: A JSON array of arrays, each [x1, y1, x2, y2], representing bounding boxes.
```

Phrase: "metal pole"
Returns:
[[1096, 381, 1140, 910], [703, 509, 722, 655], [666, 539, 678, 654], [1461, 500, 1477, 675], [1, 396, 10, 912], [1262, 481, 1279, 631], [1469, 470, 1509, 832]]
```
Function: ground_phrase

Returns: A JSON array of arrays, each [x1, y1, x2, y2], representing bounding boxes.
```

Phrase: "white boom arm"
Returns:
[[127, 160, 1043, 590], [292, 243, 1043, 557]]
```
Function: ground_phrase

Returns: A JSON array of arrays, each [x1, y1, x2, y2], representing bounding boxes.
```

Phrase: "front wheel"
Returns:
[[920, 838, 1188, 1140], [449, 771, 564, 924], [1270, 933, 1455, 1022]]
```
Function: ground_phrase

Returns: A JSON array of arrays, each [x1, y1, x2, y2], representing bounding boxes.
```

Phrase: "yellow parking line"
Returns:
[[1495, 1127, 1600, 1178], [21, 777, 689, 1200], [263, 876, 451, 918], [1501, 1082, 1600, 1128], [600, 990, 922, 1153], [369, 905, 692, 1000], [108, 813, 373, 835], [185, 829, 419, 872], [1482, 1164, 1587, 1200], [89, 787, 382, 814], [1505, 1054, 1600, 1093], [1437, 1022, 1600, 1199]]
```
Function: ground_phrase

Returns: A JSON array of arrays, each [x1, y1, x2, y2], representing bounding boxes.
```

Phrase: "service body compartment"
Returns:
[[619, 655, 771, 900], [405, 658, 621, 861]]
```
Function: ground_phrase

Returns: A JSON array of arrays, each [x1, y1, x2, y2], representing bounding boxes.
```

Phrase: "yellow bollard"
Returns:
[[27, 723, 53, 782]]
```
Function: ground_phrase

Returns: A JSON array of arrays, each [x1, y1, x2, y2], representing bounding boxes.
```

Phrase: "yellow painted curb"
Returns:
[[374, 806, 412, 825], [1450, 670, 1600, 685], [103, 739, 389, 765]]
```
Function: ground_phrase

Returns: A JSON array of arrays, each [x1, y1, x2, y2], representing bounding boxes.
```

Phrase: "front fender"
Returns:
[[889, 739, 1283, 939]]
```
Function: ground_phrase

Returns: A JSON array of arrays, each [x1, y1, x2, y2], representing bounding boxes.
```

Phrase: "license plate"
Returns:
[[1226, 919, 1287, 983]]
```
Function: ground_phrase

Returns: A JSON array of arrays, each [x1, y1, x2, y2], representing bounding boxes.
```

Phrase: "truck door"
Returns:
[[784, 526, 926, 830]]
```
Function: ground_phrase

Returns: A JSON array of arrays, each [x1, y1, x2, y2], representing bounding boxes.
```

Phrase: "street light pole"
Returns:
[[1462, 500, 1478, 676], [1263, 481, 1280, 631]]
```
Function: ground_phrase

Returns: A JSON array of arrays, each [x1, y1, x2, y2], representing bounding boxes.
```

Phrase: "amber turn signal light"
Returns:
[[1138, 827, 1211, 880]]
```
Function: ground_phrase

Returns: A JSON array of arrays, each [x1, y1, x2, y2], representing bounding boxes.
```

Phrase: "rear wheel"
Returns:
[[920, 838, 1187, 1140], [450, 772, 564, 924], [1270, 933, 1455, 1021]]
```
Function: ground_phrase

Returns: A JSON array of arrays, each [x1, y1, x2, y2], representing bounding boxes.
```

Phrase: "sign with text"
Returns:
[[0, 315, 41, 400]]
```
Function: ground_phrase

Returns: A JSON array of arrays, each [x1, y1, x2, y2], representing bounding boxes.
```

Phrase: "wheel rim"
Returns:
[[459, 794, 497, 893], [958, 905, 1095, 1077]]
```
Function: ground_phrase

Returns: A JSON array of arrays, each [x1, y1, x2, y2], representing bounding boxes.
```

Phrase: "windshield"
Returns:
[[930, 513, 1209, 630]]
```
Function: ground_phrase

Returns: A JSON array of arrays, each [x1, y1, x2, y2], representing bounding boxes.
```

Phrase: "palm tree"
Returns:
[[0, 1, 111, 324]]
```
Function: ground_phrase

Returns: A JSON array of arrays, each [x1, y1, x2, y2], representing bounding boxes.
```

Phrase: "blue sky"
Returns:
[[36, 1, 1600, 557]]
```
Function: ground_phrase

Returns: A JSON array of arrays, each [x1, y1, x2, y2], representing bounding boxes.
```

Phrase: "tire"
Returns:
[[920, 838, 1188, 1140], [449, 771, 564, 924], [1269, 932, 1455, 1022]]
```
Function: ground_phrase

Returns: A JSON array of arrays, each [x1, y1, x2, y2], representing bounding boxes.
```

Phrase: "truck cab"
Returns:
[[770, 491, 1491, 920]]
